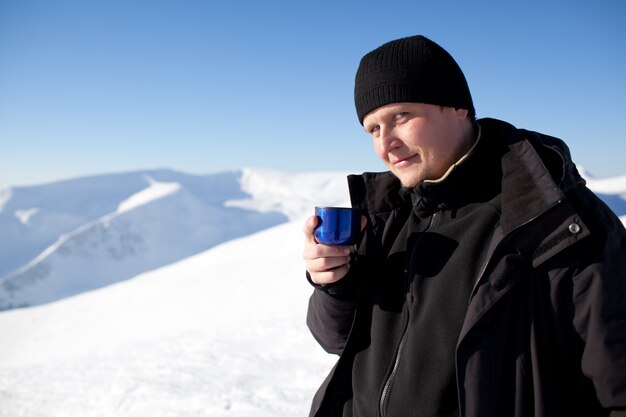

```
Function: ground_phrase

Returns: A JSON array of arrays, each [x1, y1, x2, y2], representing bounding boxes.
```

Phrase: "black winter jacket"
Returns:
[[307, 118, 626, 417]]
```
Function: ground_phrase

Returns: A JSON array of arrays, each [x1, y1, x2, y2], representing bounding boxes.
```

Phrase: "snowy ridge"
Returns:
[[225, 168, 351, 220], [0, 171, 164, 279], [117, 175, 182, 213], [584, 174, 626, 195]]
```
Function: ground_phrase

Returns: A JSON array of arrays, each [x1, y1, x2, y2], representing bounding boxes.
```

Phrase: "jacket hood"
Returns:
[[479, 118, 585, 233]]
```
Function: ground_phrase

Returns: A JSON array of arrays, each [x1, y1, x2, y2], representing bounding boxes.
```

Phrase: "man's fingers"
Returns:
[[309, 263, 350, 285], [303, 215, 320, 243], [306, 254, 351, 273], [304, 242, 351, 260], [304, 215, 318, 232]]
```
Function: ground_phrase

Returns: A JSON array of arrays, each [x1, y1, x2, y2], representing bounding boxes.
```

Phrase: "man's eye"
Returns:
[[369, 125, 380, 134], [394, 112, 408, 121]]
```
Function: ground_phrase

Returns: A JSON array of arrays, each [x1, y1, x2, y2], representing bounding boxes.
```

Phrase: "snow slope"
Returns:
[[0, 221, 337, 417]]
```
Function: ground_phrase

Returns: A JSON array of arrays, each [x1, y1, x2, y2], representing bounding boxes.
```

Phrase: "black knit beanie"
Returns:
[[354, 35, 475, 124]]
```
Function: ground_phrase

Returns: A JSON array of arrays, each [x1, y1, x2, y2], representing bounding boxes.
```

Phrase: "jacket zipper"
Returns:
[[379, 328, 409, 417], [379, 212, 438, 417]]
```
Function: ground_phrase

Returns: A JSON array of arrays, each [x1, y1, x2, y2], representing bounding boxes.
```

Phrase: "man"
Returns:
[[302, 35, 626, 417]]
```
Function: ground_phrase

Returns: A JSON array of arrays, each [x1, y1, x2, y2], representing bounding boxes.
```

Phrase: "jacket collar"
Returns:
[[408, 122, 505, 218]]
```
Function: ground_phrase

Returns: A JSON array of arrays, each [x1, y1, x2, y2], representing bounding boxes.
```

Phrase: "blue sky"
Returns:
[[1, 0, 625, 189]]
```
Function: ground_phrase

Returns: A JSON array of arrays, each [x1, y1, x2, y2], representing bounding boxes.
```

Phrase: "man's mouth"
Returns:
[[392, 154, 417, 167]]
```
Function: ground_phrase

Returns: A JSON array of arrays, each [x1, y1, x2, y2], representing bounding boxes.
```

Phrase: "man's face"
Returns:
[[362, 102, 473, 188]]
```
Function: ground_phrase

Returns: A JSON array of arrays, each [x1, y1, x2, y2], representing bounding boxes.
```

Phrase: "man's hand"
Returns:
[[303, 215, 367, 285]]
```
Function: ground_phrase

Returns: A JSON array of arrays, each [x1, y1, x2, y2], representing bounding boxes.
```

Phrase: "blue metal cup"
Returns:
[[314, 207, 361, 246]]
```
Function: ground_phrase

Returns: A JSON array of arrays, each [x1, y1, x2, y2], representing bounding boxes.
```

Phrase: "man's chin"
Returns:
[[393, 172, 421, 188], [400, 180, 420, 188]]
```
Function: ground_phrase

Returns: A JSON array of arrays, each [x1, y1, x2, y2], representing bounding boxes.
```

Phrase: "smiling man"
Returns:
[[302, 35, 626, 417]]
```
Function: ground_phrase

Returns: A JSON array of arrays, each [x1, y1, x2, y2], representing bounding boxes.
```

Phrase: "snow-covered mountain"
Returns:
[[0, 167, 624, 417], [0, 168, 350, 310]]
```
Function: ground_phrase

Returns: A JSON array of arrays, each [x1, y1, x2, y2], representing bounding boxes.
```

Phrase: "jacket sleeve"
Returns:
[[571, 209, 626, 416], [306, 271, 357, 355]]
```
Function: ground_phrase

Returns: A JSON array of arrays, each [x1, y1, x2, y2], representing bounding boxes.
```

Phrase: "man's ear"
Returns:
[[454, 108, 469, 120]]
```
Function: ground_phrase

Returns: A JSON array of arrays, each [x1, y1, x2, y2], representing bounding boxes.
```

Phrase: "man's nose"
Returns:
[[380, 126, 400, 153]]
